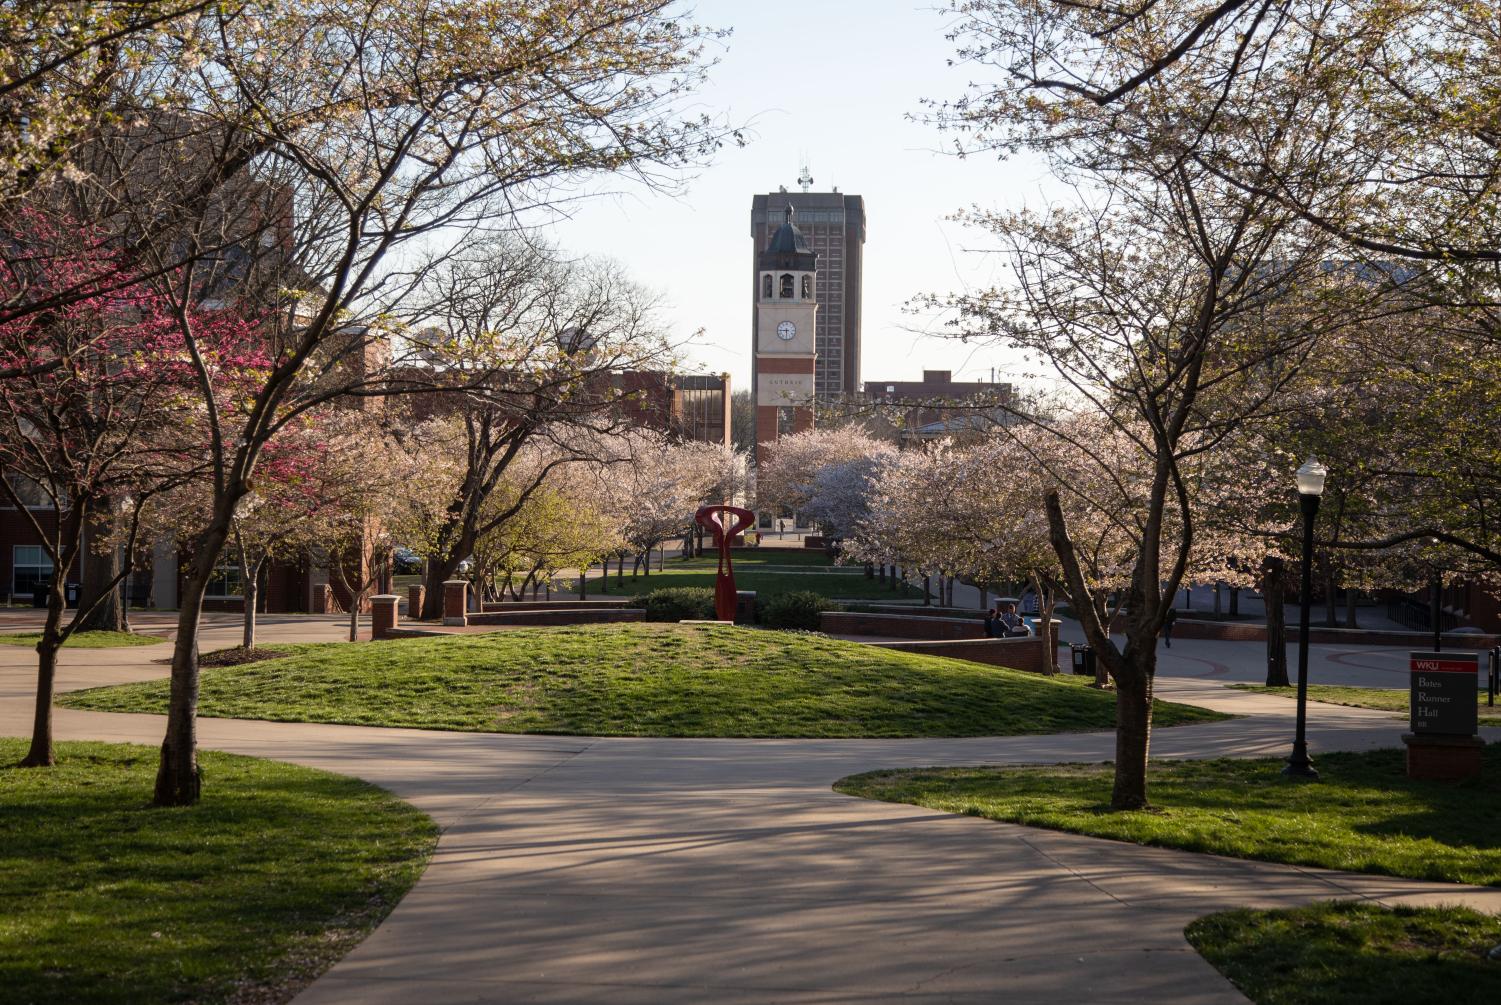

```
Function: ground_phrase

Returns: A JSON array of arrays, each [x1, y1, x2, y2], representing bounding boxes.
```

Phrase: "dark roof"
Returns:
[[759, 205, 817, 271]]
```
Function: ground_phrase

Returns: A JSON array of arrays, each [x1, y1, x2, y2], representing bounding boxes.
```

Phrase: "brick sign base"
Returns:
[[1401, 732, 1485, 781]]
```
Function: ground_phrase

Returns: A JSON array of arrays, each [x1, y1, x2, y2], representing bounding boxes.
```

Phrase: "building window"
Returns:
[[2, 475, 55, 509], [13, 545, 53, 598], [779, 273, 795, 298], [205, 565, 244, 598], [762, 274, 772, 299], [801, 275, 812, 299]]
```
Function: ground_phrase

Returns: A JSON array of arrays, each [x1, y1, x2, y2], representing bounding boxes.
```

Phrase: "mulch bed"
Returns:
[[156, 647, 288, 668]]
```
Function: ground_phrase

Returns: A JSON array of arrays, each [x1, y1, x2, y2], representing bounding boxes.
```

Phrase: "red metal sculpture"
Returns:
[[694, 504, 757, 622]]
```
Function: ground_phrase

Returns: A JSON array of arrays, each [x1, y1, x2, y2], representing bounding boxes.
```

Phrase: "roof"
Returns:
[[759, 205, 817, 270]]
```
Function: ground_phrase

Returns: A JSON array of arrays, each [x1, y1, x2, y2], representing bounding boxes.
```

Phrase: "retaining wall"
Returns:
[[464, 608, 645, 628], [866, 636, 1056, 675], [479, 599, 634, 613]]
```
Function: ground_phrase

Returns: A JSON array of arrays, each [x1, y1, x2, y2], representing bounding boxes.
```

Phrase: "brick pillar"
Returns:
[[407, 584, 425, 621], [371, 595, 399, 640], [443, 580, 468, 627]]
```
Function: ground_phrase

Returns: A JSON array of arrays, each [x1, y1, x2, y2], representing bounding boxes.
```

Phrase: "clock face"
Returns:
[[776, 321, 796, 341]]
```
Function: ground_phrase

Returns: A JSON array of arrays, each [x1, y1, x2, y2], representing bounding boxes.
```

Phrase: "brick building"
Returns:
[[860, 370, 1016, 445]]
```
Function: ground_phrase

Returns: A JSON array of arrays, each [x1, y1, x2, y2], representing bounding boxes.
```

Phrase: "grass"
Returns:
[[58, 622, 1226, 738], [576, 550, 927, 602], [834, 744, 1501, 885], [0, 630, 164, 648], [1186, 902, 1501, 1005], [0, 739, 436, 1005], [1231, 683, 1501, 728]]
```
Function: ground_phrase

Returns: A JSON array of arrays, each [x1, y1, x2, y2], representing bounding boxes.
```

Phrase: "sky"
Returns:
[[545, 0, 1055, 393]]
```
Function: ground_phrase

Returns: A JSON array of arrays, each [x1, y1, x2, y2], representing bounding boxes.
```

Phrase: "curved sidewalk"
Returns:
[[3, 630, 1498, 1004]]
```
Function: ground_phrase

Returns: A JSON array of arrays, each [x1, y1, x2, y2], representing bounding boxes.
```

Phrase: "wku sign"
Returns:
[[1409, 652, 1479, 736]]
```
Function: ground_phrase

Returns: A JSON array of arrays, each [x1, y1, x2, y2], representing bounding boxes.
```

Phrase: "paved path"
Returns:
[[3, 616, 1499, 1003]]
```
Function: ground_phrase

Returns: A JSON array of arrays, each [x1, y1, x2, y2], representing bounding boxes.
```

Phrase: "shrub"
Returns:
[[759, 590, 836, 631], [641, 587, 717, 622]]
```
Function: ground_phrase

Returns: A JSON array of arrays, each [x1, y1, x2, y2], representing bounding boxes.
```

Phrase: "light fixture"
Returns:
[[1294, 456, 1328, 497]]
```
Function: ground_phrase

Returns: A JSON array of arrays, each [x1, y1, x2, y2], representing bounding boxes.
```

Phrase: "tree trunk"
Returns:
[[1344, 586, 1358, 629], [923, 575, 931, 605], [348, 600, 359, 643], [77, 504, 125, 632], [1323, 560, 1338, 627], [599, 560, 608, 593], [1111, 665, 1154, 809], [1229, 587, 1240, 617], [19, 584, 66, 767], [420, 545, 468, 620], [1263, 557, 1289, 687], [242, 574, 258, 650], [155, 547, 218, 806]]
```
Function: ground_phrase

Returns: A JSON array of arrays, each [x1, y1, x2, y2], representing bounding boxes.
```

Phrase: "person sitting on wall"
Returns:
[[998, 602, 1026, 637]]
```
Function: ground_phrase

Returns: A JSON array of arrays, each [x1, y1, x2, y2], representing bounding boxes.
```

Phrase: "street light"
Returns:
[[1285, 456, 1327, 779]]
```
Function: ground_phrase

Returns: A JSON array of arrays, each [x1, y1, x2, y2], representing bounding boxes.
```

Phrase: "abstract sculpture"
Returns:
[[694, 504, 756, 622]]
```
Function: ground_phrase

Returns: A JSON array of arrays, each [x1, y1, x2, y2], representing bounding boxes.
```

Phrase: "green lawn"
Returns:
[[0, 630, 165, 648], [1186, 902, 1501, 1005], [1232, 683, 1501, 728], [0, 739, 435, 1005], [577, 550, 927, 602], [835, 744, 1501, 885], [58, 623, 1225, 737]]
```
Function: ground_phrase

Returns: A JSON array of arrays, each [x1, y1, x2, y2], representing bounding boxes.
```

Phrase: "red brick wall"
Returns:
[[464, 608, 646, 627], [820, 611, 987, 640], [479, 599, 633, 612], [868, 636, 1054, 674]]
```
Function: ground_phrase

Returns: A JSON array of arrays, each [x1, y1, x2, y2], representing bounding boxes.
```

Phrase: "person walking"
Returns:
[[1162, 605, 1178, 648]]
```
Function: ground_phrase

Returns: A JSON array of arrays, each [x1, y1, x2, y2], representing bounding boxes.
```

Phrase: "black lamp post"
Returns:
[[1285, 456, 1327, 779]]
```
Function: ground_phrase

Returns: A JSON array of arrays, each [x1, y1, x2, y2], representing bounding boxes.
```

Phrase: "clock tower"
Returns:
[[753, 205, 818, 466]]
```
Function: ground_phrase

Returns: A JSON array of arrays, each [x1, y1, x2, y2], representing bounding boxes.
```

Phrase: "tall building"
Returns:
[[751, 189, 865, 399], [752, 205, 818, 466]]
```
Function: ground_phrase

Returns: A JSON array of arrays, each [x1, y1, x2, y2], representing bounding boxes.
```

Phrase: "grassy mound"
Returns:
[[1186, 902, 1501, 1005], [0, 630, 164, 648], [58, 623, 1226, 738], [835, 745, 1501, 885], [1232, 683, 1501, 728], [0, 740, 435, 1005]]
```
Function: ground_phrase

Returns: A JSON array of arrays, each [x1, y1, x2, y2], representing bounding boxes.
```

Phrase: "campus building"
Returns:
[[750, 188, 865, 401], [859, 370, 1016, 445]]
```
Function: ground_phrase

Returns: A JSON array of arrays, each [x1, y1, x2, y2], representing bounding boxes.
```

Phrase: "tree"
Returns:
[[0, 215, 262, 766], [90, 1, 732, 805], [405, 241, 680, 619], [938, 2, 1501, 265], [598, 432, 724, 576], [754, 426, 890, 519]]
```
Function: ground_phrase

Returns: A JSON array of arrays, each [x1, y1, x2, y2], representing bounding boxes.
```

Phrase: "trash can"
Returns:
[[1069, 642, 1096, 677], [64, 582, 80, 607]]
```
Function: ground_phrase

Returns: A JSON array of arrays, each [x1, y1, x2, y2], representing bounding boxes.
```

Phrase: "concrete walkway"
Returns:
[[2, 616, 1499, 1004]]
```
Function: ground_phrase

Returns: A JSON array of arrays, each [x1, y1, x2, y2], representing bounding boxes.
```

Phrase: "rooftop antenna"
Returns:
[[797, 159, 814, 193]]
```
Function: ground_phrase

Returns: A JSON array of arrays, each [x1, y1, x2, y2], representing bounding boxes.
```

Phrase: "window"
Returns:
[[801, 275, 812, 299], [13, 545, 52, 598], [779, 273, 795, 298], [2, 475, 54, 509], [206, 565, 244, 598], [761, 274, 772, 299]]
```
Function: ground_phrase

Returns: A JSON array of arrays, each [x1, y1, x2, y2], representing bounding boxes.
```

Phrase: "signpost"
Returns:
[[1403, 651, 1484, 780]]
